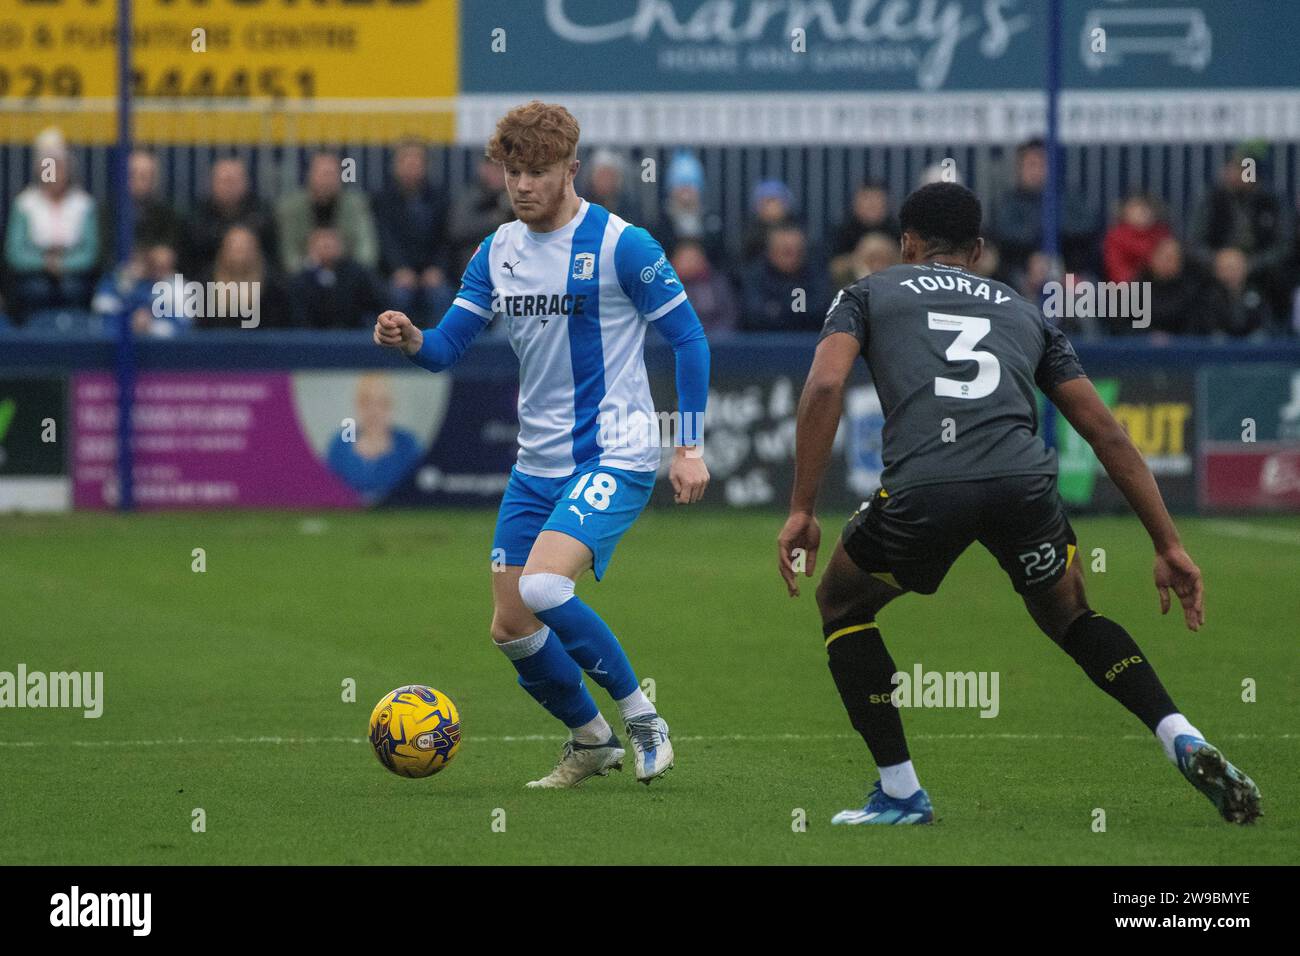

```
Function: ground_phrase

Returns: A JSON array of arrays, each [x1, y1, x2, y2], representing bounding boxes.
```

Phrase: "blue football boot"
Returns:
[[832, 780, 935, 825], [1174, 735, 1262, 824]]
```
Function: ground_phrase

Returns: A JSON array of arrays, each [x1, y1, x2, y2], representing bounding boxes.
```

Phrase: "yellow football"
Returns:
[[368, 685, 462, 778]]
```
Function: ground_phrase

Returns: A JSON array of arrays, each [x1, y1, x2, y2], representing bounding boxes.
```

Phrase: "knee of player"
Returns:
[[489, 613, 542, 644], [516, 571, 576, 615], [815, 578, 866, 625], [1031, 600, 1092, 646], [1056, 606, 1097, 643]]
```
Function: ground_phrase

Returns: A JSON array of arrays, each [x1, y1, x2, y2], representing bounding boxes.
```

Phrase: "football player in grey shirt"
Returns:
[[778, 183, 1259, 827]]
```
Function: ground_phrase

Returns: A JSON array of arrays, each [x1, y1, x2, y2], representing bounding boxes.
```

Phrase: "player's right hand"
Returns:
[[777, 511, 821, 598], [1154, 545, 1204, 632], [373, 310, 423, 356]]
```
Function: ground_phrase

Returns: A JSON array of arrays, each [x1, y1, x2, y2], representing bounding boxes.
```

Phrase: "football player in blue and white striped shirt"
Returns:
[[375, 101, 710, 788]]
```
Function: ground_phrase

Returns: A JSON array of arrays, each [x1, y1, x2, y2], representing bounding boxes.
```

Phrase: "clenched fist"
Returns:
[[669, 446, 709, 504], [373, 310, 423, 356]]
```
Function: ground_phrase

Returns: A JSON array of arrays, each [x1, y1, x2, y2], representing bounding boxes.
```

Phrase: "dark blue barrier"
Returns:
[[2, 330, 1298, 373]]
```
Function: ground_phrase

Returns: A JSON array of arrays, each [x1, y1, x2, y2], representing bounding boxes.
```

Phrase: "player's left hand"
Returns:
[[1154, 545, 1204, 632], [777, 511, 820, 597], [669, 447, 708, 504]]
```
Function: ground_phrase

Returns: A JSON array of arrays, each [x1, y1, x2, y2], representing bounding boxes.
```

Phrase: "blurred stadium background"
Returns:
[[1, 0, 1298, 515], [1, 0, 1298, 867]]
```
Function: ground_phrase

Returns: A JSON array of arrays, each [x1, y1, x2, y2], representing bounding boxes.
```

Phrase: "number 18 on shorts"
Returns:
[[492, 465, 657, 580]]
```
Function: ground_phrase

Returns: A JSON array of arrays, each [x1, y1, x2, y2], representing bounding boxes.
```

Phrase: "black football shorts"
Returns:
[[841, 474, 1078, 596]]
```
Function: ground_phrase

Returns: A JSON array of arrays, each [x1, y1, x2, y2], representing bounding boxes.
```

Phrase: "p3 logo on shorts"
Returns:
[[1018, 542, 1060, 584]]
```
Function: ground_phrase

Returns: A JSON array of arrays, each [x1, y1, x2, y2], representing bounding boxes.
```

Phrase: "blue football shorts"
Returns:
[[492, 465, 656, 580]]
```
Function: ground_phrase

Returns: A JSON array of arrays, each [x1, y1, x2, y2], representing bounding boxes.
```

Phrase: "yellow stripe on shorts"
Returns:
[[824, 622, 879, 647]]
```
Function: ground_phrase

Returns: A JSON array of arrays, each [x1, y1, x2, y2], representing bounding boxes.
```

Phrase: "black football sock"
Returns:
[[1060, 612, 1178, 732], [824, 617, 910, 768]]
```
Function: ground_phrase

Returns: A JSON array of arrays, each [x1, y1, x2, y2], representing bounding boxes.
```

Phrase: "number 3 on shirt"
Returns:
[[568, 472, 618, 511], [928, 311, 1001, 400]]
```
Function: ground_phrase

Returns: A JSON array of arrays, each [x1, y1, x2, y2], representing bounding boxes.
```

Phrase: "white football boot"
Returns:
[[525, 735, 625, 789], [625, 713, 673, 784]]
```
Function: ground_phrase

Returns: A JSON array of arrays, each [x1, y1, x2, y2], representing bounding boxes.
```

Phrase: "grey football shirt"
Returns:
[[818, 262, 1086, 492]]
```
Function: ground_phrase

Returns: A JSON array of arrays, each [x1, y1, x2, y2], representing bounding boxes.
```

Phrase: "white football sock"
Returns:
[[879, 760, 921, 799], [494, 626, 549, 660], [616, 688, 656, 722], [571, 712, 613, 746], [1155, 713, 1203, 764]]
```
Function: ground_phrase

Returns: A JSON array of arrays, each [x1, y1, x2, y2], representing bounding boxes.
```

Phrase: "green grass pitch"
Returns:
[[0, 508, 1295, 865]]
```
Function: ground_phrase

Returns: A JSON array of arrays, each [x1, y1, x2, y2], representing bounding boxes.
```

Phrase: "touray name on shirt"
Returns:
[[898, 273, 1012, 305], [491, 292, 589, 318]]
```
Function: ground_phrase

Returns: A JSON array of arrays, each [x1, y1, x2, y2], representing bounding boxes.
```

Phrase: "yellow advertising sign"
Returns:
[[0, 0, 458, 143], [1113, 402, 1192, 457]]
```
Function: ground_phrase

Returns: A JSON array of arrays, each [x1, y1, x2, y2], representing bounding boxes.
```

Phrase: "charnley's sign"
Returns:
[[464, 0, 1040, 93], [457, 1, 1300, 143]]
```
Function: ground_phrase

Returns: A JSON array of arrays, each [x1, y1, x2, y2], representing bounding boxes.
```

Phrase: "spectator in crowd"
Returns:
[[448, 157, 512, 278], [582, 148, 643, 223], [655, 150, 727, 270], [741, 179, 796, 262], [277, 151, 378, 275], [1190, 148, 1294, 314], [371, 140, 453, 324], [971, 238, 1012, 286], [289, 226, 384, 330], [1014, 251, 1092, 333], [4, 128, 99, 322], [1207, 246, 1276, 338], [991, 137, 1097, 276], [1131, 237, 1218, 336], [831, 230, 900, 288], [1103, 194, 1173, 284], [671, 239, 737, 336], [182, 157, 277, 278], [830, 180, 899, 257], [101, 150, 182, 267], [92, 242, 188, 336], [202, 225, 291, 329], [739, 222, 830, 333], [1274, 195, 1300, 331]]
